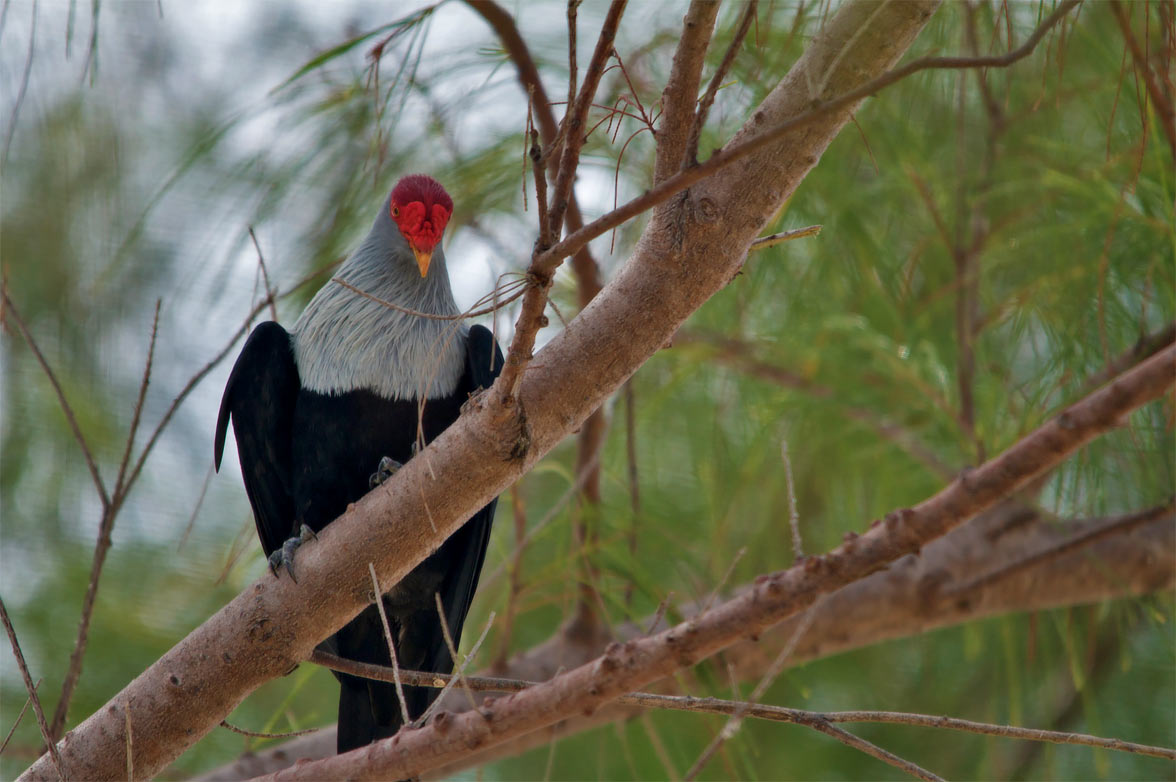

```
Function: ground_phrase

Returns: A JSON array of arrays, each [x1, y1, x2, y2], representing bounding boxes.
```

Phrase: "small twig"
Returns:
[[0, 677, 38, 755], [1, 0, 35, 164], [802, 718, 944, 781], [420, 603, 496, 724], [176, 464, 215, 552], [331, 276, 527, 321], [700, 547, 746, 616], [645, 592, 673, 636], [0, 596, 63, 780], [494, 484, 528, 669], [748, 224, 822, 251], [113, 299, 161, 500], [218, 721, 319, 739], [781, 439, 803, 559], [124, 699, 133, 782], [1, 288, 109, 509], [368, 563, 410, 727], [429, 593, 479, 714], [685, 0, 758, 165], [248, 227, 279, 322]]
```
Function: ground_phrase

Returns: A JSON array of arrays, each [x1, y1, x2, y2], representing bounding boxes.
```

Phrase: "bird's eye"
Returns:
[[391, 205, 400, 218]]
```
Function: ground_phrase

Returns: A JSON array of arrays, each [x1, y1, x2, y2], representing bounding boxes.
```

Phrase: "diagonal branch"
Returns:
[[652, 0, 720, 184], [684, 0, 758, 167]]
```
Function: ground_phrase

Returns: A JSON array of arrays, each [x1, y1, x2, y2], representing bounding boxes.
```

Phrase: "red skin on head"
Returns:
[[390, 174, 454, 253]]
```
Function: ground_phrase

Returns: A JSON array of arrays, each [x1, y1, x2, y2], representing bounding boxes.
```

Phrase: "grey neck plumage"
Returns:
[[291, 196, 466, 401]]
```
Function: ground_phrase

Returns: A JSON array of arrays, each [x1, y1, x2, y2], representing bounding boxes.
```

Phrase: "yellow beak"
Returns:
[[412, 246, 433, 278]]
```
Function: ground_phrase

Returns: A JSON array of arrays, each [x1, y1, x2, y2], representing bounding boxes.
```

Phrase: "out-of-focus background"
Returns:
[[2, 2, 1173, 779]]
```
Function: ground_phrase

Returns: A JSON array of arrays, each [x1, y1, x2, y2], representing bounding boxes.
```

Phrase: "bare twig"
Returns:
[[0, 288, 109, 509], [781, 439, 803, 559], [801, 718, 944, 781], [248, 227, 279, 322], [331, 276, 527, 322], [747, 224, 822, 251], [685, 0, 758, 166], [368, 563, 410, 727], [494, 484, 528, 669], [2, 0, 35, 164], [0, 597, 63, 780], [0, 678, 38, 755], [113, 300, 160, 501], [218, 722, 319, 740], [420, 603, 495, 724], [124, 700, 133, 781]]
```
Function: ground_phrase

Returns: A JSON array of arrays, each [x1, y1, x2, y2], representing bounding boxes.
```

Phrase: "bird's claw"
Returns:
[[268, 524, 317, 582], [369, 456, 403, 489]]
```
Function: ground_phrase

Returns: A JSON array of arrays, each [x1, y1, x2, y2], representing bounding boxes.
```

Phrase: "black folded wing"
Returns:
[[214, 321, 299, 556]]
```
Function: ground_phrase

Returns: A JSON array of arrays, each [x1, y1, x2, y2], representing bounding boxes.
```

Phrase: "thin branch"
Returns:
[[219, 722, 319, 740], [802, 719, 944, 781], [1, 0, 35, 165], [113, 300, 160, 501], [330, 276, 527, 322], [368, 563, 410, 727], [248, 227, 279, 323], [748, 224, 822, 251], [685, 1, 758, 166], [0, 678, 38, 755], [538, 0, 1082, 271], [0, 288, 109, 509], [0, 597, 63, 780], [420, 603, 495, 724]]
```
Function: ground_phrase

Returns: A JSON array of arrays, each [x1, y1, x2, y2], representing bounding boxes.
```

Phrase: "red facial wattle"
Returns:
[[389, 174, 454, 277]]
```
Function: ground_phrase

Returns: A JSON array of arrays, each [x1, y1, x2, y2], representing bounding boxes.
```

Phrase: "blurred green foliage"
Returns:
[[1, 1, 1173, 780]]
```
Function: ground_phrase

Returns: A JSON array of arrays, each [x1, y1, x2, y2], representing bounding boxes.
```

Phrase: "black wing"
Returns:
[[214, 321, 300, 556]]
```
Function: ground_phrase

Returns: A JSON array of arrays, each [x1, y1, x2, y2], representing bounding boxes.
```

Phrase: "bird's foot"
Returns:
[[268, 524, 318, 582], [369, 456, 403, 489]]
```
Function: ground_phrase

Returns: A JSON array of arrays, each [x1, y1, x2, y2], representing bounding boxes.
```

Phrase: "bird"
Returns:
[[214, 174, 503, 753]]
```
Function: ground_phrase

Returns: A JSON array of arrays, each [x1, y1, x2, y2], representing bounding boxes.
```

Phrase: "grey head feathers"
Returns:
[[292, 191, 467, 401]]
